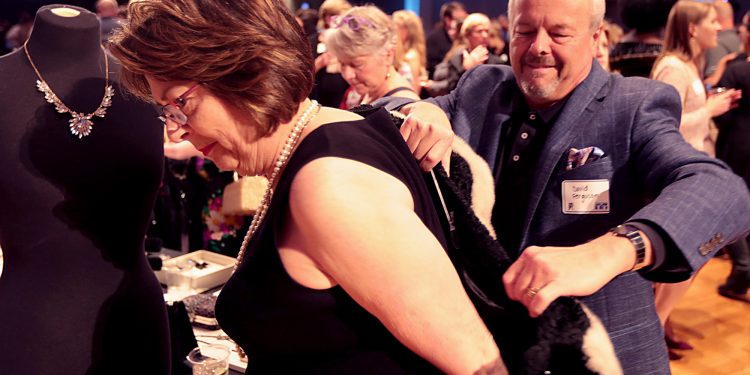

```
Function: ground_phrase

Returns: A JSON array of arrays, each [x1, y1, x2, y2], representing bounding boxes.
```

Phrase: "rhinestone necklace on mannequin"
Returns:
[[23, 43, 114, 138]]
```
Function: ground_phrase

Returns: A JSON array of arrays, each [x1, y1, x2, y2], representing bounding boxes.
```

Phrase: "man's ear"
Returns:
[[591, 24, 603, 54]]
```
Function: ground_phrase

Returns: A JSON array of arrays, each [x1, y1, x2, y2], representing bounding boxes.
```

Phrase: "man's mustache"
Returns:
[[523, 55, 556, 67]]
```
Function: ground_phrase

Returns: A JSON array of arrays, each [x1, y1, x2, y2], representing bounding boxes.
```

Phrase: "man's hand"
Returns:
[[502, 232, 651, 317], [400, 101, 454, 171]]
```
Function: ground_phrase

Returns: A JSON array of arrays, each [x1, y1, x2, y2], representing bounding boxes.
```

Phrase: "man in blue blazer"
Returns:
[[403, 0, 750, 373]]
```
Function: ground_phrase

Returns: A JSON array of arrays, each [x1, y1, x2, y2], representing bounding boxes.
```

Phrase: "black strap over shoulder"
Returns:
[[381, 86, 416, 98], [369, 96, 418, 112]]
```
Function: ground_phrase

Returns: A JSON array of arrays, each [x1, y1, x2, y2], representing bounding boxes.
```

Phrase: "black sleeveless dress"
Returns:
[[215, 108, 446, 374]]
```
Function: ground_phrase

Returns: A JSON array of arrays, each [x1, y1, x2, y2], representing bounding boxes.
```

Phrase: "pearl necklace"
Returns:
[[233, 100, 321, 271], [23, 43, 114, 139]]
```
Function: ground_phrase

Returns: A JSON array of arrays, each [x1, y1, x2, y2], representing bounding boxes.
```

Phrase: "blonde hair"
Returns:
[[459, 13, 490, 38], [658, 0, 715, 64], [317, 0, 352, 30], [392, 10, 426, 68], [443, 13, 490, 62], [326, 5, 397, 66]]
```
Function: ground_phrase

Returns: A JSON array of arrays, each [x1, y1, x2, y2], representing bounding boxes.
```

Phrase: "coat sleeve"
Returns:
[[426, 64, 495, 138], [627, 82, 750, 281]]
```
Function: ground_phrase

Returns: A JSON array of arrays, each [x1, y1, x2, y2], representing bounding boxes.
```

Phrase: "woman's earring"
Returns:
[[385, 70, 391, 80]]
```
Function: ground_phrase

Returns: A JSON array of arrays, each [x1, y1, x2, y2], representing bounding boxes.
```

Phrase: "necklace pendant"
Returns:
[[25, 44, 113, 140], [69, 112, 94, 138]]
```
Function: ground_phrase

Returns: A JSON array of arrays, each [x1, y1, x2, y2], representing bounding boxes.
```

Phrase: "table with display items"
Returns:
[[157, 248, 248, 374]]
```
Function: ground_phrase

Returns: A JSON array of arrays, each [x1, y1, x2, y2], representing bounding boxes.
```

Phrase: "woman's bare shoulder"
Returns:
[[316, 106, 364, 124]]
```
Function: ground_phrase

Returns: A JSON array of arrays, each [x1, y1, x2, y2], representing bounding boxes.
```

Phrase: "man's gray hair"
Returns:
[[507, 0, 605, 34]]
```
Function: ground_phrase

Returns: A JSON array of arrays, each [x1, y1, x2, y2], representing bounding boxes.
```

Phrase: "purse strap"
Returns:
[[429, 168, 456, 235], [363, 97, 458, 241]]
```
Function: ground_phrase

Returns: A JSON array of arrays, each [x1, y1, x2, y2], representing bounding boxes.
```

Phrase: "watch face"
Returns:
[[614, 225, 636, 236]]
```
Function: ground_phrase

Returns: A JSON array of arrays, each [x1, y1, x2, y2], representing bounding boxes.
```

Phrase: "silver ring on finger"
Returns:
[[527, 287, 541, 298]]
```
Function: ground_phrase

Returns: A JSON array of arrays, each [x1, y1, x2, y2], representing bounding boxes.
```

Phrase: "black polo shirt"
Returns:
[[492, 96, 566, 254]]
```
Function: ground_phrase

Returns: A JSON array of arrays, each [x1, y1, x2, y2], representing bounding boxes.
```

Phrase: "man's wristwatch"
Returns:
[[610, 224, 646, 271]]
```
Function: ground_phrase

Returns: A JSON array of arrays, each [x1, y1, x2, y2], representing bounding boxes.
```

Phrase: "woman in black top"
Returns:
[[110, 0, 504, 373]]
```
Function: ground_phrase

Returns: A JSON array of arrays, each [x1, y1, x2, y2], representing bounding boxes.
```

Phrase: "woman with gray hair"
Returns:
[[326, 5, 420, 108]]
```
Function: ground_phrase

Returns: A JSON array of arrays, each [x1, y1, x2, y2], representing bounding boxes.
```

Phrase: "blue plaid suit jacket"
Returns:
[[429, 62, 750, 374]]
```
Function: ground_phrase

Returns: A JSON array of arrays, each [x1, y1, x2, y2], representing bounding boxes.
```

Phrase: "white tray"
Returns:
[[155, 250, 234, 293]]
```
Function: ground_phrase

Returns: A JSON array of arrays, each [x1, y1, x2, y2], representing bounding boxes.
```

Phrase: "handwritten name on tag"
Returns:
[[562, 179, 610, 214]]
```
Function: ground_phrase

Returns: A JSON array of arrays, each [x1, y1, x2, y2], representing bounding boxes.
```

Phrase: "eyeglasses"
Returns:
[[331, 15, 374, 31], [158, 83, 199, 127]]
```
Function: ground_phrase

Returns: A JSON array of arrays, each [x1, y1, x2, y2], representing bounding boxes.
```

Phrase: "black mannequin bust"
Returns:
[[0, 5, 169, 374]]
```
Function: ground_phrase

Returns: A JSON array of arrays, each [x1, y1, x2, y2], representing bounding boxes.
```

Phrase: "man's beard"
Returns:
[[518, 55, 561, 100], [519, 73, 561, 99]]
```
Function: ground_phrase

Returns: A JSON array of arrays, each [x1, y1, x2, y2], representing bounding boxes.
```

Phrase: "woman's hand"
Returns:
[[704, 52, 738, 87], [463, 46, 489, 70], [314, 52, 331, 73], [706, 88, 742, 118]]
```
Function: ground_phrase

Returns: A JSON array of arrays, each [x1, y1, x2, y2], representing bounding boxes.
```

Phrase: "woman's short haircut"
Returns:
[[109, 0, 314, 136], [459, 13, 490, 39], [325, 5, 396, 62]]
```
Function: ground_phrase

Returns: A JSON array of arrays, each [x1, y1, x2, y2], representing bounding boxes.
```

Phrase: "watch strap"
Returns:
[[611, 224, 646, 271]]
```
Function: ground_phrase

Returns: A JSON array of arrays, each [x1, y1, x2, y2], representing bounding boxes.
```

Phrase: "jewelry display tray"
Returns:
[[154, 250, 234, 292]]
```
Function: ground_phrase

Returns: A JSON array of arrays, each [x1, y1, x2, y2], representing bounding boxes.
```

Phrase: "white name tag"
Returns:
[[692, 79, 705, 96], [562, 179, 610, 214]]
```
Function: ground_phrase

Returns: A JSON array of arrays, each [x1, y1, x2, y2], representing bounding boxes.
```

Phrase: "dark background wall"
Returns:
[[2, 0, 749, 37], [416, 0, 748, 32]]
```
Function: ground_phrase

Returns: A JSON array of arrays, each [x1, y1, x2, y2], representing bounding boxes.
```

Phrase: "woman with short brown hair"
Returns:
[[111, 0, 504, 373]]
